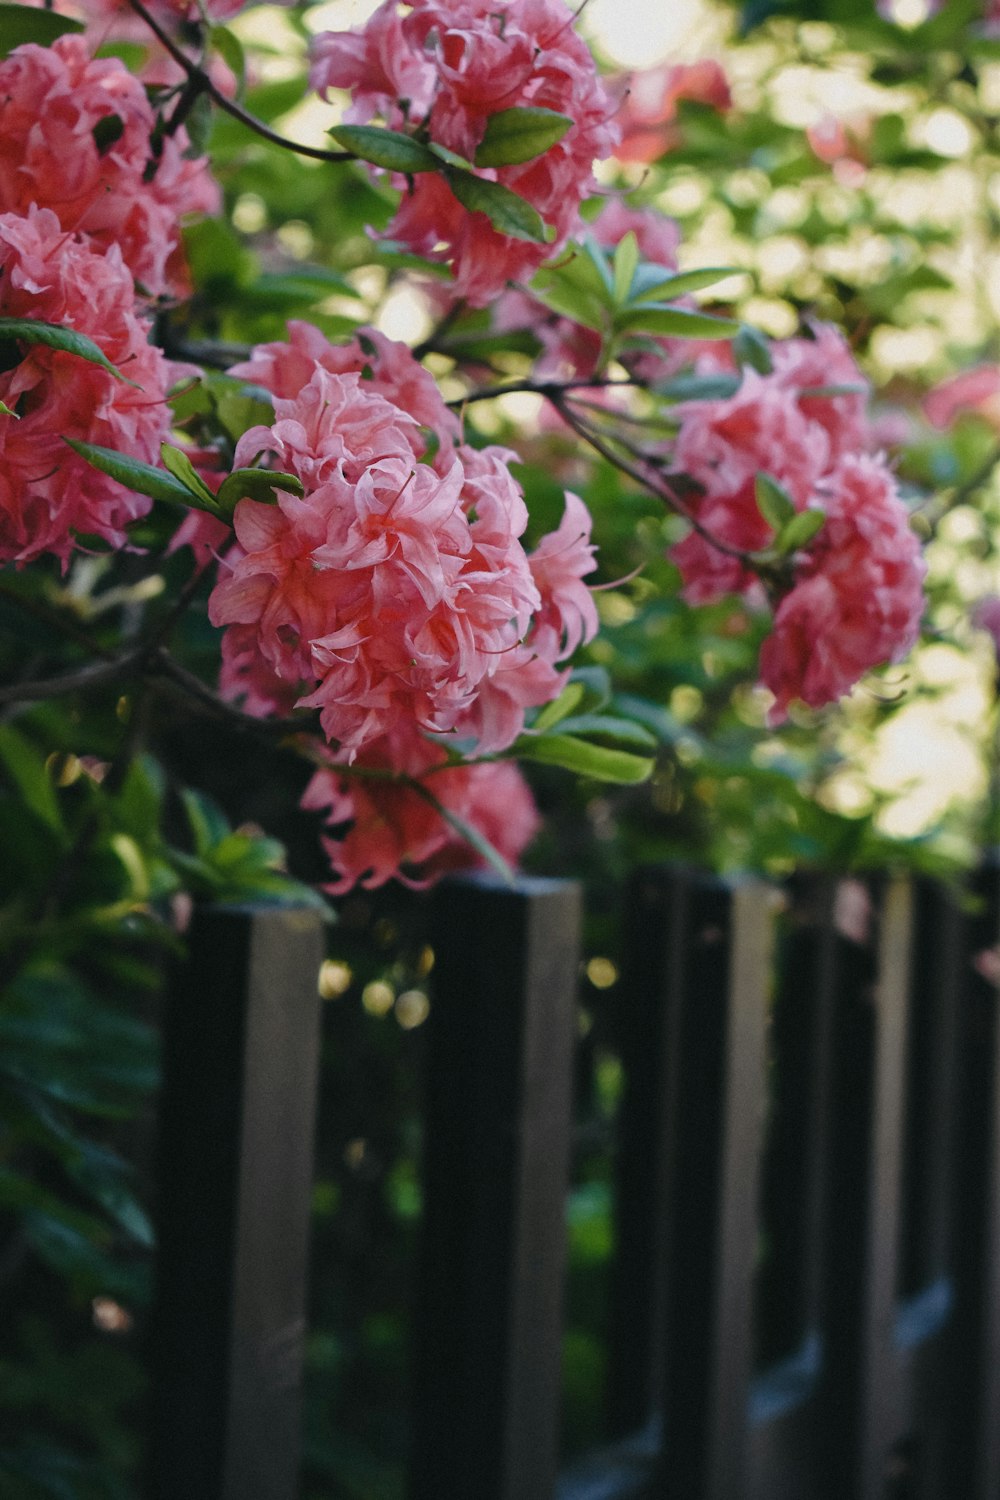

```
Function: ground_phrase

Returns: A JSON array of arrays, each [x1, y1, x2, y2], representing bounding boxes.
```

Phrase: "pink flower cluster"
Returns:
[[302, 723, 540, 892], [208, 327, 598, 884], [0, 207, 175, 564], [758, 455, 926, 721], [311, 0, 618, 305], [670, 325, 870, 604], [669, 327, 925, 716], [0, 36, 218, 300]]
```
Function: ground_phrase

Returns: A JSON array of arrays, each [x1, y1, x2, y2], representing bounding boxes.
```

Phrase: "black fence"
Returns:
[[147, 862, 1000, 1500]]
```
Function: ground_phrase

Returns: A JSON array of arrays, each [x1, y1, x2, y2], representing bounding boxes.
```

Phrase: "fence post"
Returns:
[[949, 856, 1000, 1499], [621, 872, 775, 1500], [819, 877, 912, 1500], [409, 872, 581, 1500], [148, 904, 325, 1500]]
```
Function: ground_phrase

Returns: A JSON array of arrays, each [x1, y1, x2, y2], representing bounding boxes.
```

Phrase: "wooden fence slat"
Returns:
[[899, 879, 963, 1297], [147, 905, 325, 1500], [608, 867, 689, 1439], [756, 878, 840, 1368], [654, 875, 776, 1500], [948, 858, 1000, 1500], [409, 873, 581, 1500], [819, 878, 912, 1500]]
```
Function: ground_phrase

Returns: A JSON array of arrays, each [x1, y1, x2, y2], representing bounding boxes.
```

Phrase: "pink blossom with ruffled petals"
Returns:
[[311, 0, 618, 304], [209, 363, 595, 761], [770, 324, 870, 461], [230, 321, 460, 464], [528, 491, 599, 659], [0, 206, 175, 564], [302, 724, 540, 892], [0, 36, 218, 298], [668, 329, 881, 607], [674, 368, 830, 506], [758, 454, 925, 720]]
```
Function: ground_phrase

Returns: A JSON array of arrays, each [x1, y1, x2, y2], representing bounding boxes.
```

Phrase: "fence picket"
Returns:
[[651, 874, 776, 1500], [949, 858, 1000, 1499], [409, 873, 581, 1500], [148, 904, 324, 1500], [819, 878, 912, 1500]]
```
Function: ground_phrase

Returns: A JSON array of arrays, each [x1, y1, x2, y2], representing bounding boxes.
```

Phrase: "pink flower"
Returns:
[[0, 36, 218, 298], [302, 724, 540, 892], [230, 320, 460, 463], [675, 368, 830, 505], [923, 365, 1000, 429], [0, 206, 175, 564], [208, 357, 598, 759], [311, 0, 618, 305], [615, 59, 731, 163], [758, 455, 926, 720], [770, 324, 870, 462], [668, 328, 874, 605], [528, 490, 599, 659]]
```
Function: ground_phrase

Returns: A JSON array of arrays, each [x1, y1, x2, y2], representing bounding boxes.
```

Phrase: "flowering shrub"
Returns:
[[6, 0, 1000, 1486], [0, 0, 937, 895]]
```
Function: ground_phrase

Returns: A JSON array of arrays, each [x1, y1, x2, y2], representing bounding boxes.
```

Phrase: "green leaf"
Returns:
[[733, 324, 773, 374], [515, 733, 654, 783], [530, 279, 606, 332], [0, 320, 134, 384], [0, 3, 83, 56], [0, 725, 63, 835], [180, 787, 231, 859], [755, 472, 796, 532], [210, 24, 247, 98], [533, 681, 586, 733], [428, 141, 475, 170], [443, 167, 547, 243], [0, 400, 18, 418], [654, 373, 742, 402], [629, 265, 742, 302], [554, 714, 658, 750], [161, 444, 217, 507], [215, 467, 305, 513], [569, 665, 613, 712], [617, 305, 740, 339], [580, 235, 616, 296], [328, 124, 439, 173], [474, 106, 572, 167], [63, 439, 201, 508], [613, 231, 640, 306], [776, 508, 825, 554]]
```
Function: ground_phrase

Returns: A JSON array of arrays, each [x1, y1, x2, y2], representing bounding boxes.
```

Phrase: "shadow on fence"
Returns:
[[147, 860, 1000, 1500]]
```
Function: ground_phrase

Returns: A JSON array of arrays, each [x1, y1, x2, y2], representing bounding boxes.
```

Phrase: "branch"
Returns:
[[450, 376, 640, 409], [126, 0, 354, 165], [147, 651, 315, 739], [546, 391, 755, 566], [0, 649, 146, 707]]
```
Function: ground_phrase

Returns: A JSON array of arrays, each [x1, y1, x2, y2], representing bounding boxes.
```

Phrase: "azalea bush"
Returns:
[[2, 0, 1000, 1493]]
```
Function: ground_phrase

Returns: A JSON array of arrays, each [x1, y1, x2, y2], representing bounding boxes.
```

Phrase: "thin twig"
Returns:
[[450, 375, 639, 409], [547, 391, 754, 564], [127, 0, 354, 165], [148, 651, 314, 738], [0, 649, 146, 707]]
